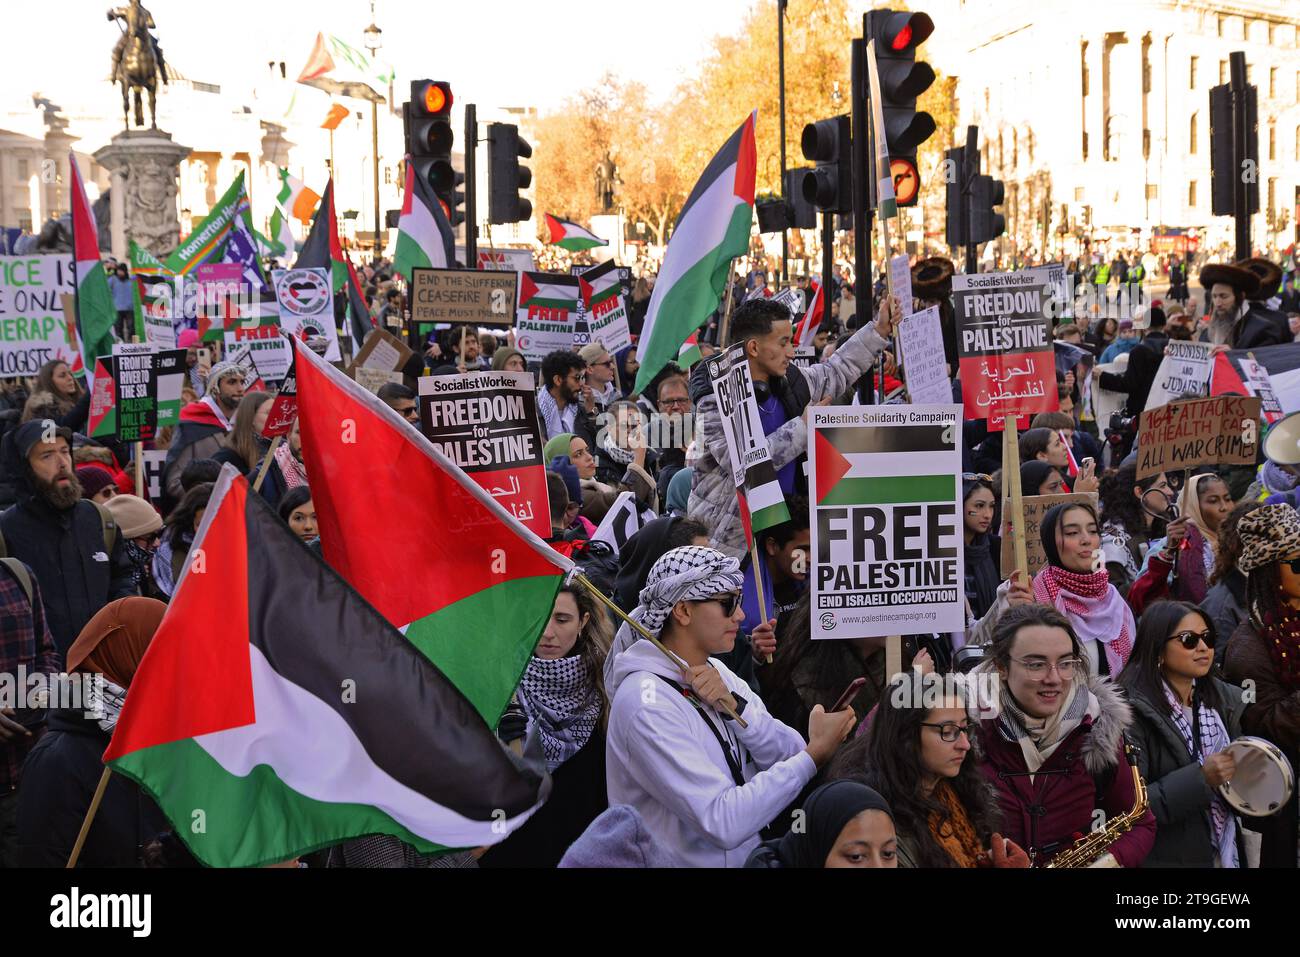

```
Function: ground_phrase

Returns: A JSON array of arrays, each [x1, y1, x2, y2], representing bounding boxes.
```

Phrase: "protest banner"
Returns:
[[577, 260, 632, 355], [952, 267, 1058, 429], [411, 267, 518, 327], [0, 255, 78, 377], [1000, 492, 1098, 579], [352, 326, 414, 373], [1212, 350, 1284, 425], [136, 274, 178, 348], [515, 272, 580, 363], [590, 490, 644, 555], [88, 343, 185, 442], [896, 305, 950, 404], [261, 360, 298, 439], [457, 247, 535, 273], [353, 367, 403, 394], [1136, 394, 1261, 480], [809, 404, 965, 639], [141, 449, 168, 503], [418, 370, 549, 538], [790, 344, 818, 370], [888, 254, 913, 312], [1145, 339, 1213, 410], [225, 325, 291, 383], [194, 263, 246, 342], [272, 267, 338, 361]]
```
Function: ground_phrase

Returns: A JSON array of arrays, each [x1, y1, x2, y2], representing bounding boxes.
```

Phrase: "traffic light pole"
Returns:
[[372, 100, 382, 259], [963, 125, 978, 275], [821, 209, 834, 333], [465, 103, 478, 268], [1230, 52, 1250, 261], [850, 38, 874, 404], [778, 1, 789, 283]]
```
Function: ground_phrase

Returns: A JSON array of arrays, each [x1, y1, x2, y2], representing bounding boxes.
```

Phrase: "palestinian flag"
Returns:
[[544, 214, 606, 252], [865, 42, 898, 220], [296, 179, 371, 357], [814, 425, 957, 508], [519, 272, 580, 314], [677, 332, 703, 371], [792, 279, 824, 347], [634, 112, 757, 394], [1060, 431, 1080, 480], [69, 154, 116, 386], [1214, 349, 1286, 424], [393, 156, 454, 285], [102, 465, 548, 868], [737, 461, 789, 549], [275, 168, 321, 223], [292, 339, 573, 726], [264, 206, 295, 259]]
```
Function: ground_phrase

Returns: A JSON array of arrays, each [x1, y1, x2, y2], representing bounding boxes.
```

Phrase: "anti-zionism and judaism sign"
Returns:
[[809, 405, 965, 639]]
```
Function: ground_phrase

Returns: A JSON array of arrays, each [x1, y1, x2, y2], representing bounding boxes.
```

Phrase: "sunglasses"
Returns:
[[1168, 630, 1215, 650], [1288, 559, 1300, 575], [695, 592, 743, 617]]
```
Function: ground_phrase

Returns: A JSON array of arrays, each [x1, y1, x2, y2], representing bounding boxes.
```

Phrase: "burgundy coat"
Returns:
[[975, 678, 1156, 868]]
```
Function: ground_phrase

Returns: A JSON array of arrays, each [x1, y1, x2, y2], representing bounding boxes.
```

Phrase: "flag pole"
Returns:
[[574, 572, 748, 728], [749, 539, 773, 664], [718, 259, 739, 346], [66, 766, 112, 868], [253, 434, 285, 493], [1003, 419, 1029, 583]]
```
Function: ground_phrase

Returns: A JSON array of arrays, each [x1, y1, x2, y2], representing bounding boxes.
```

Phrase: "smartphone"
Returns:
[[1082, 456, 1095, 470], [831, 677, 867, 713]]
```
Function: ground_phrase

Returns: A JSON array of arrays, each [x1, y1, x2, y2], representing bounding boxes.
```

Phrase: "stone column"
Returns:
[[94, 129, 191, 261]]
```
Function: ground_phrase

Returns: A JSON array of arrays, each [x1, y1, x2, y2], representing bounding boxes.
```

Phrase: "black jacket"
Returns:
[[16, 709, 168, 867], [0, 440, 135, 655], [1232, 305, 1289, 350], [1125, 679, 1245, 868], [1099, 332, 1168, 414]]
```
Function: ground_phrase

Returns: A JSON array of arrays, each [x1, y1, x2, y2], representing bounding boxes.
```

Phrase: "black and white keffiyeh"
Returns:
[[84, 676, 128, 733], [537, 386, 575, 441], [518, 655, 601, 771], [600, 431, 635, 466]]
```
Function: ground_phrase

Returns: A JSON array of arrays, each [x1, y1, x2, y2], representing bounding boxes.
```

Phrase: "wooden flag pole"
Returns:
[[574, 572, 748, 729], [749, 539, 773, 665], [1004, 419, 1030, 583], [133, 441, 144, 498], [66, 766, 112, 868], [718, 260, 739, 347], [252, 434, 285, 494]]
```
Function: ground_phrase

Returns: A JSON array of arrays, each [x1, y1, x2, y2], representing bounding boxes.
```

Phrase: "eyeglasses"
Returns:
[[920, 721, 974, 743], [1168, 630, 1215, 650], [694, 592, 742, 617], [659, 397, 691, 409], [1287, 558, 1300, 575], [1009, 656, 1083, 679], [592, 359, 615, 368]]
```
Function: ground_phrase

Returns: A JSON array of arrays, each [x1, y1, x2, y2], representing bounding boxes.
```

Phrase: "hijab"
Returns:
[[1180, 473, 1223, 552], [65, 597, 167, 687], [1020, 460, 1058, 496], [761, 782, 894, 868], [613, 516, 682, 613], [543, 432, 576, 465]]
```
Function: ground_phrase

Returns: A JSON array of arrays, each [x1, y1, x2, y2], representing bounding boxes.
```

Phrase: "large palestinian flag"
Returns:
[[293, 340, 572, 726], [393, 156, 454, 285], [634, 112, 757, 394], [103, 465, 549, 867], [544, 214, 606, 252], [69, 154, 116, 384]]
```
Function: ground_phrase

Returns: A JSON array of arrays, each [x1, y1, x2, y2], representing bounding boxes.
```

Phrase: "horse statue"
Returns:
[[108, 1, 169, 129]]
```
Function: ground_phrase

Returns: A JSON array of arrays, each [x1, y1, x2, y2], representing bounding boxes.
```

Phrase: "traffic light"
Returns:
[[865, 9, 936, 207], [784, 169, 817, 229], [969, 174, 1006, 244], [943, 146, 965, 249], [405, 80, 461, 225], [800, 115, 852, 213], [487, 123, 533, 224], [1209, 82, 1259, 217]]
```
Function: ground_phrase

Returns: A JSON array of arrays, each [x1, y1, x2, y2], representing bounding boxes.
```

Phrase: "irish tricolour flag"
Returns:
[[69, 154, 116, 384], [103, 465, 549, 867], [635, 112, 756, 394], [393, 156, 454, 285], [544, 214, 607, 252], [276, 169, 321, 222]]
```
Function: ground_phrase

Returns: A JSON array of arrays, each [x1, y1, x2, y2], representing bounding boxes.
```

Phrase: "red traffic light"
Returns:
[[411, 80, 452, 116], [891, 24, 912, 50], [424, 84, 447, 113]]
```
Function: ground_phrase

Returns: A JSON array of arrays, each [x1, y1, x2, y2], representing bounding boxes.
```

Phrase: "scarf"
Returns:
[[273, 441, 308, 490], [537, 386, 574, 441], [997, 678, 1100, 774], [83, 675, 129, 733], [601, 431, 635, 466], [517, 655, 601, 772], [198, 393, 232, 431], [1258, 604, 1300, 691], [1180, 474, 1222, 553], [1100, 520, 1141, 584], [929, 780, 988, 868], [123, 539, 153, 591], [1162, 681, 1237, 866], [1032, 565, 1134, 674]]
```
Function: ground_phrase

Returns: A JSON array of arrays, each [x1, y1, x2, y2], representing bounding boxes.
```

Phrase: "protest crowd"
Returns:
[[5, 106, 1300, 875]]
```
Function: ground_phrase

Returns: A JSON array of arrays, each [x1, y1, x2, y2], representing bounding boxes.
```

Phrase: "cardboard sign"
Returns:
[[261, 359, 298, 439], [411, 267, 518, 326], [353, 326, 415, 373], [1000, 492, 1097, 579], [88, 344, 186, 442], [515, 272, 581, 363], [888, 254, 913, 311], [353, 366, 403, 394], [418, 370, 549, 538], [704, 342, 790, 535], [577, 260, 632, 355], [1136, 395, 1261, 480], [272, 267, 338, 361], [897, 305, 950, 405], [953, 268, 1058, 429], [1145, 340, 1213, 410], [224, 326, 291, 383], [0, 255, 78, 377], [809, 404, 965, 639]]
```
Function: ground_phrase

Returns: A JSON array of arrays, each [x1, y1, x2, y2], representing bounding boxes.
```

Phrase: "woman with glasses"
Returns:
[[1129, 472, 1234, 613], [1118, 601, 1245, 867], [973, 604, 1155, 867], [828, 676, 1029, 868], [1224, 504, 1300, 867], [962, 475, 1001, 621], [1031, 501, 1136, 676]]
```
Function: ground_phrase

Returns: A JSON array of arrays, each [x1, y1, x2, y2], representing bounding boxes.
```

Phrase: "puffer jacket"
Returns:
[[687, 321, 889, 557]]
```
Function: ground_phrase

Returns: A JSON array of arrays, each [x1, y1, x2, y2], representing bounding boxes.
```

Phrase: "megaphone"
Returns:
[[1263, 411, 1300, 466]]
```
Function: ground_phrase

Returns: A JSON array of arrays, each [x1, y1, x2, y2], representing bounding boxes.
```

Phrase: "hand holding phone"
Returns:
[[831, 677, 867, 714]]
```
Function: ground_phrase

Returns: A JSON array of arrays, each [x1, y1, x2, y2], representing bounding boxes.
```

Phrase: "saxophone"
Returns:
[[1045, 742, 1148, 868]]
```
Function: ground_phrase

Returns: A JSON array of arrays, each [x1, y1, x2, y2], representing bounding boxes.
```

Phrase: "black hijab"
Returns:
[[1039, 500, 1098, 569], [747, 782, 894, 868], [1020, 460, 1058, 497], [613, 516, 681, 613]]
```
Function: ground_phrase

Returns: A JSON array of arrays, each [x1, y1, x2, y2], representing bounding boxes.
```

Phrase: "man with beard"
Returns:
[[537, 349, 595, 447], [0, 421, 134, 656], [161, 360, 244, 509], [1199, 262, 1284, 349]]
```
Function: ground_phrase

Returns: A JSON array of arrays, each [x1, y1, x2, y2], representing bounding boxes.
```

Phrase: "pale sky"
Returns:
[[6, 0, 762, 113]]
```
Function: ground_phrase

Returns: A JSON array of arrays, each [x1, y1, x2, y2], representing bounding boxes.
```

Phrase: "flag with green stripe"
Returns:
[[865, 41, 898, 220]]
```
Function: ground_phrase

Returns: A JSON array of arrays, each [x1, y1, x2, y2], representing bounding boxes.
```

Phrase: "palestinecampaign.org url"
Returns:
[[837, 610, 938, 625]]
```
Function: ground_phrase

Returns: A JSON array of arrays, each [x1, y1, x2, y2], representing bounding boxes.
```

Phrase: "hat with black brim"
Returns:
[[1199, 263, 1260, 297], [1234, 257, 1283, 299], [911, 257, 954, 301]]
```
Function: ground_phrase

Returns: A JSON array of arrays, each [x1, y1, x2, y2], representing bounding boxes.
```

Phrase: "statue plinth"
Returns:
[[94, 129, 190, 261]]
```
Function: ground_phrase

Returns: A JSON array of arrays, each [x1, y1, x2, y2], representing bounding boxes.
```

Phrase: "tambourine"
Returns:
[[1218, 736, 1295, 817]]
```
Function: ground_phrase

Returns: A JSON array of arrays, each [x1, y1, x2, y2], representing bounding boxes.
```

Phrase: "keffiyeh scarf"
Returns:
[[537, 386, 575, 441], [601, 431, 635, 466], [1163, 681, 1237, 867], [997, 678, 1100, 775], [84, 675, 129, 733], [1033, 566, 1134, 674], [274, 442, 308, 490], [517, 655, 601, 771]]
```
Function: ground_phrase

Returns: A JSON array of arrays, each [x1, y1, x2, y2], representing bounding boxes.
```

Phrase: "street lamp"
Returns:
[[364, 3, 383, 259]]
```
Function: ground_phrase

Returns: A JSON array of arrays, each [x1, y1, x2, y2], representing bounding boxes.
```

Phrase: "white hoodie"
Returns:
[[605, 639, 816, 867]]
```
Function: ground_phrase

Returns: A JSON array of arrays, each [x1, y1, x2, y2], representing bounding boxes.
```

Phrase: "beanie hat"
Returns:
[[1238, 504, 1300, 573], [76, 464, 116, 499], [177, 328, 200, 349], [104, 493, 163, 539], [548, 455, 583, 506]]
